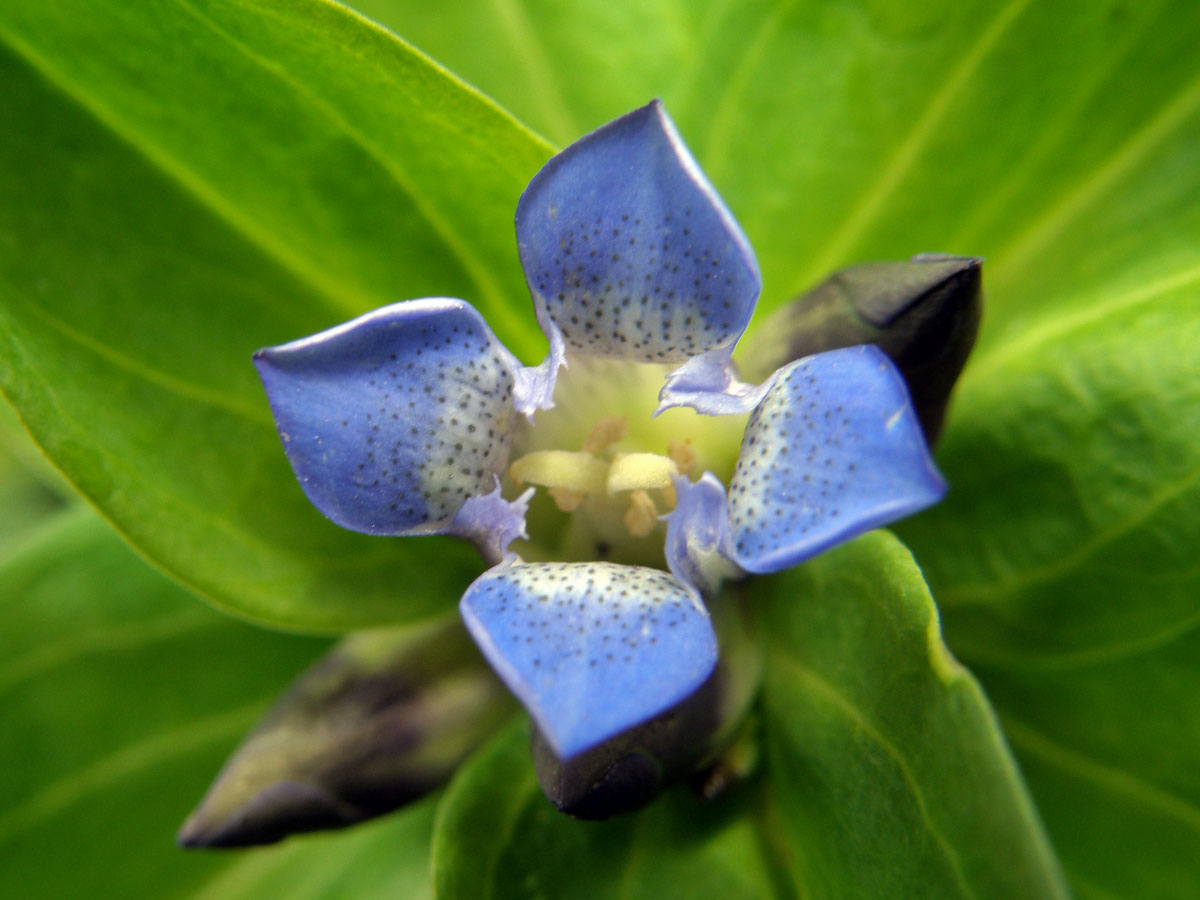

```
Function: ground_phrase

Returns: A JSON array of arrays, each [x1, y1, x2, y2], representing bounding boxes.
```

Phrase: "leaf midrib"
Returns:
[[0, 21, 376, 322], [766, 651, 979, 900], [788, 0, 1035, 294], [174, 0, 530, 344]]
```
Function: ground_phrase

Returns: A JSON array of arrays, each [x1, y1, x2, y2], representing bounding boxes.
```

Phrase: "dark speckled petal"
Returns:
[[727, 346, 946, 573], [516, 100, 760, 365], [460, 561, 718, 760], [254, 299, 521, 536]]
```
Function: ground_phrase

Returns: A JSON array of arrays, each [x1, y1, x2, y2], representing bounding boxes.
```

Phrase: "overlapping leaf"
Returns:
[[753, 532, 1068, 899], [361, 3, 1200, 894], [0, 0, 552, 630], [0, 509, 435, 899], [2, 0, 1199, 896], [432, 533, 1068, 900], [432, 721, 781, 900], [899, 276, 1200, 899], [361, 0, 1200, 344]]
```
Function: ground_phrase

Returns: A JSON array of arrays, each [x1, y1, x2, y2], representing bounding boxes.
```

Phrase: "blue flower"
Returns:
[[254, 101, 945, 762]]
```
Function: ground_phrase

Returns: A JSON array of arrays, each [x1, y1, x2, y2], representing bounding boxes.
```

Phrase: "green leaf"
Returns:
[[899, 285, 1200, 898], [359, 0, 1200, 340], [0, 507, 435, 898], [362, 3, 1200, 892], [0, 402, 69, 552], [0, 0, 553, 631], [755, 530, 1068, 899], [432, 721, 784, 900], [431, 534, 1069, 900]]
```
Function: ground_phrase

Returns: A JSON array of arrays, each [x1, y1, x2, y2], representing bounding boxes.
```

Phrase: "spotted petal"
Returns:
[[254, 299, 522, 536], [727, 345, 946, 573], [460, 562, 718, 760], [516, 100, 760, 367]]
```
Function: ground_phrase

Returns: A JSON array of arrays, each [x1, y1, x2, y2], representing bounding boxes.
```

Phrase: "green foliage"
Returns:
[[755, 533, 1068, 898], [433, 721, 783, 900], [1, 0, 1198, 897], [362, 0, 1200, 343], [899, 274, 1200, 898], [0, 404, 70, 551], [0, 0, 551, 631], [0, 509, 434, 898], [432, 534, 1068, 899]]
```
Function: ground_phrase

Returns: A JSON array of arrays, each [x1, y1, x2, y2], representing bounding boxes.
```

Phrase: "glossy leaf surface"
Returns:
[[433, 533, 1069, 900], [349, 4, 1200, 893], [364, 0, 1200, 348], [0, 509, 435, 898], [2, 0, 1199, 895], [753, 531, 1068, 899], [899, 277, 1200, 899], [432, 721, 781, 900], [0, 0, 551, 630]]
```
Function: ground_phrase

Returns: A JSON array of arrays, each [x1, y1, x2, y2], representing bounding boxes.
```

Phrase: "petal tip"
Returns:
[[460, 562, 718, 760]]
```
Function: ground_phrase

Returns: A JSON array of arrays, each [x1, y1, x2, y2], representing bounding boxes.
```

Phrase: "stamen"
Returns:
[[624, 490, 659, 537], [660, 480, 678, 510], [582, 416, 627, 454], [667, 439, 696, 477], [549, 487, 585, 512], [607, 453, 679, 495], [510, 450, 608, 494]]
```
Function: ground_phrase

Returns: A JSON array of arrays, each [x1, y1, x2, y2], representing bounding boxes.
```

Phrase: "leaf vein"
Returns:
[[768, 653, 979, 900], [793, 0, 1033, 292], [700, 0, 797, 180], [0, 700, 265, 843], [940, 459, 1200, 607], [0, 280, 270, 424], [0, 21, 370, 321], [173, 0, 528, 340], [992, 68, 1200, 287], [967, 260, 1200, 379], [1002, 714, 1200, 832], [486, 0, 577, 144], [0, 611, 215, 697]]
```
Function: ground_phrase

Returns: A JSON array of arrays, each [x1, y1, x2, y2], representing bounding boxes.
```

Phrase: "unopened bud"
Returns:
[[177, 617, 516, 848], [531, 591, 762, 819], [748, 253, 982, 444]]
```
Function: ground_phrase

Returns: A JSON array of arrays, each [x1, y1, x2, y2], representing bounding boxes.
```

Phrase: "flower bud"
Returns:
[[177, 617, 516, 847], [748, 254, 982, 444], [530, 591, 762, 819]]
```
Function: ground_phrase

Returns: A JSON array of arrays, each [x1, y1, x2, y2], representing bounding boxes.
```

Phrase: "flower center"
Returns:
[[509, 416, 699, 536], [506, 358, 746, 566]]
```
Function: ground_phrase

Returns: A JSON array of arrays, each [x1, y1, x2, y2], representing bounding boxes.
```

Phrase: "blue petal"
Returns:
[[254, 299, 522, 536], [727, 346, 947, 573], [656, 349, 774, 417], [516, 100, 760, 365], [451, 480, 533, 565], [460, 561, 718, 760], [664, 472, 738, 596]]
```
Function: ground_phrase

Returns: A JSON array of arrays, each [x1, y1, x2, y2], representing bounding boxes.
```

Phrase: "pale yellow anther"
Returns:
[[660, 480, 678, 510], [509, 450, 608, 495], [624, 490, 659, 537], [549, 487, 586, 512], [582, 416, 627, 455], [606, 453, 678, 495], [667, 439, 696, 477]]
